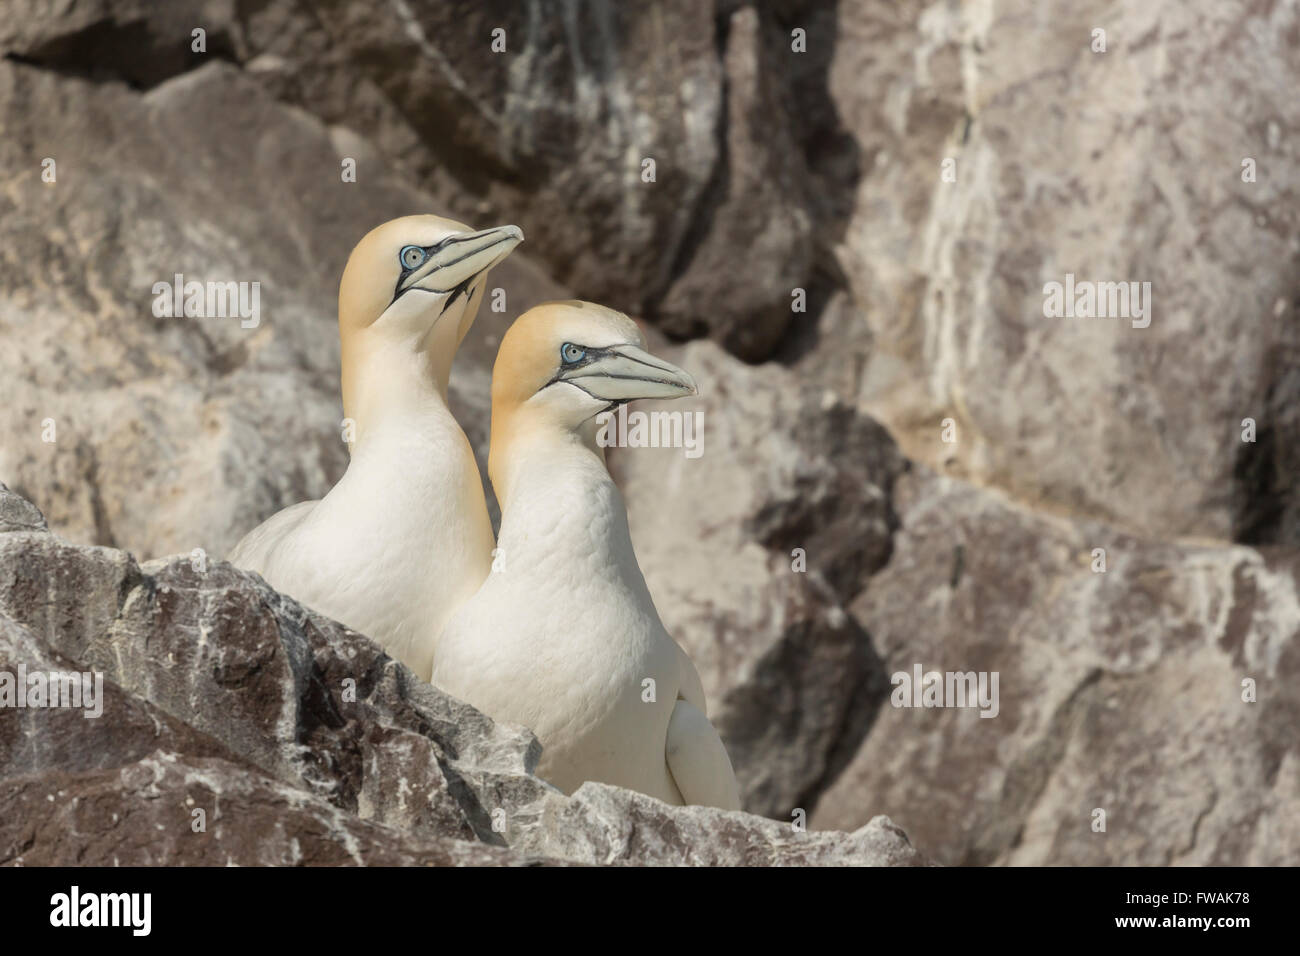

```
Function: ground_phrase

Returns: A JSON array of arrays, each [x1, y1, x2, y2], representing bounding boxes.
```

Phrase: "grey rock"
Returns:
[[0, 594, 552, 865], [1, 752, 544, 866], [0, 533, 504, 845], [0, 482, 47, 533], [0, 612, 245, 780], [813, 468, 1300, 865], [510, 782, 927, 866], [0, 0, 853, 361], [0, 485, 922, 865], [829, 0, 1300, 543]]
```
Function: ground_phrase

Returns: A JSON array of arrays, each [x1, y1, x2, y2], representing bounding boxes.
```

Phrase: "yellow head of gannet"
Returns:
[[228, 216, 521, 681], [432, 301, 741, 810], [339, 215, 522, 447], [486, 299, 698, 504]]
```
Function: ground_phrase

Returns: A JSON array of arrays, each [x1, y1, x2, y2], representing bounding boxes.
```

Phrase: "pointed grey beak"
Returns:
[[558, 344, 698, 402], [405, 224, 523, 293]]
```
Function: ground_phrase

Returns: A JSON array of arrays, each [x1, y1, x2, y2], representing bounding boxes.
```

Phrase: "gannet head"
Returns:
[[489, 301, 696, 488], [339, 215, 522, 420], [494, 300, 697, 424]]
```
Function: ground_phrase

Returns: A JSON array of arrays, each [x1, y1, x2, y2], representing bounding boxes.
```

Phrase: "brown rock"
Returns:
[[829, 0, 1300, 542], [1, 753, 543, 866], [656, 5, 813, 359], [0, 613, 243, 780], [0, 486, 924, 865], [814, 468, 1300, 865]]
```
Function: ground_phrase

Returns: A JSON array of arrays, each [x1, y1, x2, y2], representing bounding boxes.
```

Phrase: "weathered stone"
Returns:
[[0, 0, 856, 360], [0, 1, 240, 89], [0, 534, 531, 845], [0, 753, 544, 867], [0, 613, 243, 780], [0, 482, 47, 533], [0, 58, 557, 559], [829, 0, 1300, 543], [814, 468, 1300, 865], [0, 594, 551, 865], [0, 1, 713, 315], [509, 782, 927, 866], [0, 487, 922, 865], [655, 5, 813, 360]]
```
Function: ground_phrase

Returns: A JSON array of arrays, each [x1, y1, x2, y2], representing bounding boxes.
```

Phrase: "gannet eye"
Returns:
[[400, 245, 427, 270], [560, 343, 586, 364]]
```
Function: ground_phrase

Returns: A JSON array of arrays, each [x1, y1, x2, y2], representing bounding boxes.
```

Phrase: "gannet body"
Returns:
[[432, 301, 741, 809], [229, 215, 522, 680]]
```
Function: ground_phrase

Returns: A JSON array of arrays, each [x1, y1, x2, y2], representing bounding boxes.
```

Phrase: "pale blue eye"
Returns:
[[400, 245, 427, 270], [561, 343, 585, 364]]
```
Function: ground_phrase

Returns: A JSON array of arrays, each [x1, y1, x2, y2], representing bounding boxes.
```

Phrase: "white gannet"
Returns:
[[228, 215, 522, 680], [431, 301, 741, 809]]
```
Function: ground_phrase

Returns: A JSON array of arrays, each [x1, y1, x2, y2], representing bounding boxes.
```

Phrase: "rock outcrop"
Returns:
[[828, 0, 1300, 543], [0, 485, 925, 866], [813, 469, 1300, 865], [0, 0, 848, 361], [2, 0, 1297, 866]]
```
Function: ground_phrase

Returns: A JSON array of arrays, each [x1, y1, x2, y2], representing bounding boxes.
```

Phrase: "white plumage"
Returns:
[[228, 215, 521, 680], [433, 301, 740, 808]]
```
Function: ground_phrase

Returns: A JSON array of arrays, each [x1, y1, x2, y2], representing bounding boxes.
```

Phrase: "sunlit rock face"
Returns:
[[2, 0, 1297, 866]]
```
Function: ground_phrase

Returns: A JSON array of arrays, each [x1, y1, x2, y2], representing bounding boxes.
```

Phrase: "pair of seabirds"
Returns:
[[229, 215, 740, 810]]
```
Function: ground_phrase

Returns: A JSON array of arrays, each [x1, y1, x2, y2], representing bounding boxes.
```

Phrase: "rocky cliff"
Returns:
[[1, 0, 1296, 864], [0, 483, 924, 865]]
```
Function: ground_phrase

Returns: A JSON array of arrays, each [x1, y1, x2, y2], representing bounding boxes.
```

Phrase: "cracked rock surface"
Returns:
[[2, 0, 1297, 865], [0, 485, 925, 866], [813, 470, 1300, 865]]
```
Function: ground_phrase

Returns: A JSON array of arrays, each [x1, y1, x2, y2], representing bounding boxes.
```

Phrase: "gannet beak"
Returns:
[[403, 224, 523, 294], [557, 344, 698, 402]]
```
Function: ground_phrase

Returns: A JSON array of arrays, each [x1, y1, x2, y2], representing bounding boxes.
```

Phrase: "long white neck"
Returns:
[[343, 336, 453, 455], [332, 320, 492, 570], [323, 338, 494, 679], [494, 424, 639, 578]]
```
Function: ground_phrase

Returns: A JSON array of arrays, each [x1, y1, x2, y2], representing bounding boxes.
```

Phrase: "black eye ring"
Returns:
[[400, 245, 427, 271], [560, 343, 586, 364]]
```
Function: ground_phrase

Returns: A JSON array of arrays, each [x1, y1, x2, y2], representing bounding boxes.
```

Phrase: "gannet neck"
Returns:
[[489, 410, 641, 574], [342, 329, 456, 453], [489, 406, 606, 517]]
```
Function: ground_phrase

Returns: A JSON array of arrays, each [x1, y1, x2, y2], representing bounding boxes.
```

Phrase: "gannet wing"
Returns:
[[673, 640, 708, 714], [226, 500, 318, 571], [665, 698, 742, 811]]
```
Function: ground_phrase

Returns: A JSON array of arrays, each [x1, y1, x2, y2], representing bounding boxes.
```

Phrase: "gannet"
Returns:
[[431, 301, 741, 809], [228, 215, 522, 680]]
